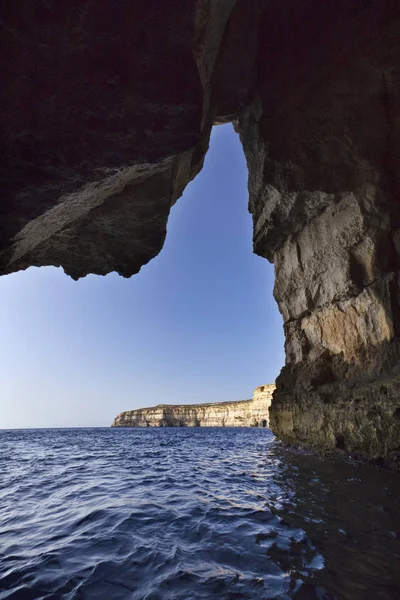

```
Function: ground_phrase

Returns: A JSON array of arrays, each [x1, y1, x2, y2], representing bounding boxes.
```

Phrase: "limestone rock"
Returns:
[[112, 385, 274, 428], [235, 0, 400, 465], [1, 0, 258, 278]]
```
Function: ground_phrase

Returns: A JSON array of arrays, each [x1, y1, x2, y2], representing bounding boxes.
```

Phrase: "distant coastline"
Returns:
[[112, 384, 275, 428]]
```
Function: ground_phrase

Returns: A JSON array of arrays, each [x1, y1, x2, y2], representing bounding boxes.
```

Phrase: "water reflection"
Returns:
[[269, 444, 400, 599]]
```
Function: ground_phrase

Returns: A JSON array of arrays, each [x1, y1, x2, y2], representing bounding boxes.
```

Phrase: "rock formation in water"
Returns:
[[239, 1, 400, 466], [112, 385, 274, 428], [2, 1, 400, 464]]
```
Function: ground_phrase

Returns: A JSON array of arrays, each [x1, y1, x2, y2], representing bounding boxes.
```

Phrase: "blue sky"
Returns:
[[0, 125, 284, 428]]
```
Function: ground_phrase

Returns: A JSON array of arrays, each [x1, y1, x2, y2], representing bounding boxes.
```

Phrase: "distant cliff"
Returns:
[[112, 385, 275, 428]]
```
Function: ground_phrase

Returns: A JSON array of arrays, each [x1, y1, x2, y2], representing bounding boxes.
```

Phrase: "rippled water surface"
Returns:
[[1, 428, 400, 600]]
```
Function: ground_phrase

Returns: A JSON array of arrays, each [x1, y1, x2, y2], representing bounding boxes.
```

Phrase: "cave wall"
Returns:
[[236, 0, 400, 463], [1, 1, 400, 463], [1, 0, 243, 278], [1, 0, 262, 279]]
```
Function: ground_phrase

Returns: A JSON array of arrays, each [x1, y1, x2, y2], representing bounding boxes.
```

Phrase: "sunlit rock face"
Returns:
[[236, 0, 400, 465], [2, 1, 400, 463], [112, 385, 274, 428]]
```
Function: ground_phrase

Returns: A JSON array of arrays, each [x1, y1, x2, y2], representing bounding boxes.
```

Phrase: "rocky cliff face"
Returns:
[[235, 0, 400, 465], [112, 385, 274, 428], [2, 2, 400, 464]]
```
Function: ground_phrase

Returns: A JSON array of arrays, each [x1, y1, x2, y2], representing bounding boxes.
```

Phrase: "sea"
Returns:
[[1, 427, 400, 600]]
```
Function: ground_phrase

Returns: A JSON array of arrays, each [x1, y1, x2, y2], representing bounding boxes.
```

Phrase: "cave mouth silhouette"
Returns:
[[0, 124, 284, 429]]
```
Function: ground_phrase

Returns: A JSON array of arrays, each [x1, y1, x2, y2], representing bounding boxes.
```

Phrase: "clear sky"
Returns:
[[0, 125, 285, 428]]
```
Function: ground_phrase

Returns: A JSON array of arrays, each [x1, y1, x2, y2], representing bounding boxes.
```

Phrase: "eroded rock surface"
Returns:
[[112, 385, 274, 428], [2, 1, 400, 463], [236, 0, 400, 464], [1, 0, 252, 278]]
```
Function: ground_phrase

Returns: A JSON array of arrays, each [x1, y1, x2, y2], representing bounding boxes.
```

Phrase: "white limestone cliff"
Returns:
[[112, 385, 275, 428]]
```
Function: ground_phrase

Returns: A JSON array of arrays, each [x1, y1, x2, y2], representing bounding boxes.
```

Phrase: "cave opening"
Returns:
[[0, 124, 284, 430]]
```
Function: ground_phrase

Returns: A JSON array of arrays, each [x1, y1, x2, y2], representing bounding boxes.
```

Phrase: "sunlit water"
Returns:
[[1, 428, 400, 600]]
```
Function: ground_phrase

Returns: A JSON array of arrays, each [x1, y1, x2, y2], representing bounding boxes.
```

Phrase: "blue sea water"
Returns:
[[1, 427, 400, 600]]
